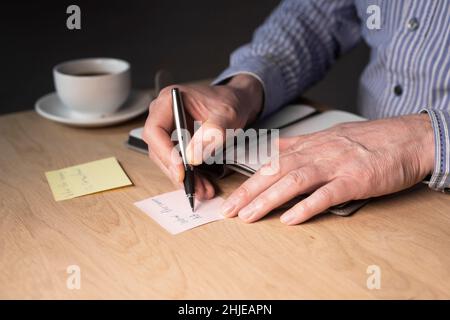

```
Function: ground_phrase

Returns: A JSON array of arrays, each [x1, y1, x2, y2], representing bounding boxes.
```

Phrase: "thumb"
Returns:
[[185, 119, 228, 165]]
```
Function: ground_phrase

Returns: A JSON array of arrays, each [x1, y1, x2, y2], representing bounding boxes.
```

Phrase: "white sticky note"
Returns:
[[134, 190, 225, 235]]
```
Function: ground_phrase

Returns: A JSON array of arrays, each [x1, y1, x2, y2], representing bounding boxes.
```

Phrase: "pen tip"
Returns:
[[189, 197, 195, 212]]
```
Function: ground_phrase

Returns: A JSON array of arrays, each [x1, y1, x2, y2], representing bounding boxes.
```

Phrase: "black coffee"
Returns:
[[71, 72, 110, 76]]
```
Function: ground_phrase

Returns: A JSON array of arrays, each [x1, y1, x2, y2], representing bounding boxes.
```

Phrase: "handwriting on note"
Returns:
[[134, 190, 225, 235], [45, 157, 132, 201]]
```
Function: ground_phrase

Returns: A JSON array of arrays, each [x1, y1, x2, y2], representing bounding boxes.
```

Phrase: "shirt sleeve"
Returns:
[[212, 0, 361, 118], [422, 109, 450, 192]]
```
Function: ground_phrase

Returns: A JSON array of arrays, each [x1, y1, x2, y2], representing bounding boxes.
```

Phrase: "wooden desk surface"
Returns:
[[1, 106, 450, 299]]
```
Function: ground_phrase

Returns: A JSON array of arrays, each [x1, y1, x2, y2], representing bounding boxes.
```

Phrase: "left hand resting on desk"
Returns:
[[220, 114, 435, 225]]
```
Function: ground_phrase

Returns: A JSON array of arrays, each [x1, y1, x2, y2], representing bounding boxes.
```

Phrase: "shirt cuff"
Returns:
[[211, 57, 286, 119], [421, 109, 450, 193]]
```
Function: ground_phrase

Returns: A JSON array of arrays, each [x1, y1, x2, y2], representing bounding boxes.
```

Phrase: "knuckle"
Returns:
[[260, 161, 272, 172], [148, 99, 164, 118], [291, 203, 308, 221], [254, 197, 268, 210], [142, 126, 153, 144], [237, 185, 251, 202], [286, 143, 299, 154], [316, 186, 333, 203], [260, 160, 281, 177], [218, 103, 239, 124], [337, 178, 351, 191], [285, 169, 306, 186], [148, 100, 156, 111], [159, 84, 178, 96], [298, 201, 310, 217], [337, 178, 358, 199]]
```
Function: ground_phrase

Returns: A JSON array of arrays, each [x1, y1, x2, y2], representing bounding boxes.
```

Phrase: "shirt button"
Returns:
[[394, 84, 403, 96], [407, 18, 419, 31]]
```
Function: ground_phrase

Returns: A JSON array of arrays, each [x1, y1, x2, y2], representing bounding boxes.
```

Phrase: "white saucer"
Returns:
[[35, 90, 152, 127]]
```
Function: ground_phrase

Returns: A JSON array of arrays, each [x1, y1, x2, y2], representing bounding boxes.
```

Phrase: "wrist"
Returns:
[[225, 74, 264, 125], [408, 113, 435, 175]]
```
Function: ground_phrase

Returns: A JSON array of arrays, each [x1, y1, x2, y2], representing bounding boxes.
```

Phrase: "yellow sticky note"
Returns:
[[45, 157, 132, 201]]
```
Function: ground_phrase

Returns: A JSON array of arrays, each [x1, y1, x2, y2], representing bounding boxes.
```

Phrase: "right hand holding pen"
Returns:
[[143, 74, 263, 200]]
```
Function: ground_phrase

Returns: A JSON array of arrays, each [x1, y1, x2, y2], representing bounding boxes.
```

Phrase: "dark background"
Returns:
[[1, 0, 369, 115]]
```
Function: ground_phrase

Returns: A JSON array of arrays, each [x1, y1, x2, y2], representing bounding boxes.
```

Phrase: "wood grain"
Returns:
[[0, 107, 449, 299]]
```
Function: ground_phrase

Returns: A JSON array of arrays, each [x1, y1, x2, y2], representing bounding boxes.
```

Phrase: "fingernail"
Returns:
[[239, 203, 256, 220], [192, 151, 202, 165], [221, 201, 236, 217], [186, 142, 203, 165], [280, 211, 296, 224], [186, 145, 194, 164]]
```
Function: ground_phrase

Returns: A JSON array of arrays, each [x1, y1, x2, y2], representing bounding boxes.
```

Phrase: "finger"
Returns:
[[143, 100, 185, 183], [280, 179, 353, 225], [185, 119, 227, 165], [220, 151, 311, 217], [146, 88, 180, 137], [148, 151, 183, 189], [150, 150, 214, 200], [194, 174, 216, 200], [148, 124, 185, 182], [237, 167, 325, 223], [193, 174, 207, 200], [200, 175, 215, 199]]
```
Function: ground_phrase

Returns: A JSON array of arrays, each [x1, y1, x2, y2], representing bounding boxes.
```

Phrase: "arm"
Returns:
[[214, 0, 361, 117]]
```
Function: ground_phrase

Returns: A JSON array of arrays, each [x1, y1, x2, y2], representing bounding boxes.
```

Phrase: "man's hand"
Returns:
[[142, 74, 263, 200], [220, 114, 435, 225]]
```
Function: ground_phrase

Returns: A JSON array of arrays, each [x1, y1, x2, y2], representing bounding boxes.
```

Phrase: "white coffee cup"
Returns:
[[53, 58, 131, 117]]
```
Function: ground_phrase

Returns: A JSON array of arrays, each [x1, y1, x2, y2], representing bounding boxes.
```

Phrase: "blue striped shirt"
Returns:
[[215, 0, 450, 192]]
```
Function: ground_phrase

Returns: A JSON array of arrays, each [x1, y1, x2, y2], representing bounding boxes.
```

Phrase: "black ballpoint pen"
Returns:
[[171, 88, 195, 212]]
